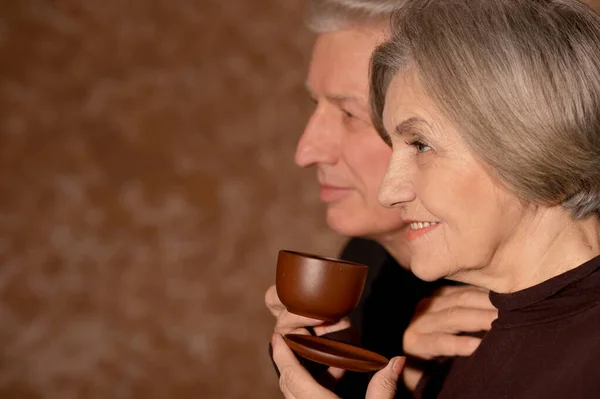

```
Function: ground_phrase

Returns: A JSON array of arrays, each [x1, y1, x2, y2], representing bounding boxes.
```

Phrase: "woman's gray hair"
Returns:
[[370, 0, 600, 218], [306, 0, 406, 33]]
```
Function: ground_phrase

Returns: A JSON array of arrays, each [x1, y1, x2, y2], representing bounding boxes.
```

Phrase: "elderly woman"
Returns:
[[272, 0, 600, 398]]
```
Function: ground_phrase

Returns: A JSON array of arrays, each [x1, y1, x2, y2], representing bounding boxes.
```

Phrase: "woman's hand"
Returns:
[[272, 333, 405, 399], [402, 285, 498, 389], [265, 285, 352, 336], [265, 284, 352, 383]]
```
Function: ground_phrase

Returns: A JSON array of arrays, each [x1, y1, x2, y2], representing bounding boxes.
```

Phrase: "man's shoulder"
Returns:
[[339, 237, 391, 268]]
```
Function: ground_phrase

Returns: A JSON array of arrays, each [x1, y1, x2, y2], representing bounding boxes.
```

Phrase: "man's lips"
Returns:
[[319, 185, 353, 202]]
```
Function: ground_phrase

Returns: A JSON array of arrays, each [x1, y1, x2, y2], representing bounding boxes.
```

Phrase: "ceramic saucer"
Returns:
[[284, 333, 389, 373]]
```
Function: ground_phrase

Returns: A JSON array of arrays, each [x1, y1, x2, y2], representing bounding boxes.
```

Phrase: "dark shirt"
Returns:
[[416, 254, 600, 399], [333, 238, 448, 399]]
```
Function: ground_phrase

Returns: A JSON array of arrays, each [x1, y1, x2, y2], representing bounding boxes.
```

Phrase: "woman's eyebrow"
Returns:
[[394, 117, 429, 137]]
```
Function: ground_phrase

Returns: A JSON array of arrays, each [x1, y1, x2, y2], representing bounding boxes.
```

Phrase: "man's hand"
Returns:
[[402, 285, 498, 389], [272, 333, 405, 399]]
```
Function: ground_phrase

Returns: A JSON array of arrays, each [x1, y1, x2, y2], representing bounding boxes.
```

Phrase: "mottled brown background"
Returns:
[[0, 1, 345, 398], [3, 1, 600, 398]]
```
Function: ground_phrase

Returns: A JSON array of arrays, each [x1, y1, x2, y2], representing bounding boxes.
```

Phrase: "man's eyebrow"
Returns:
[[304, 81, 365, 103], [395, 117, 429, 137], [304, 81, 315, 97]]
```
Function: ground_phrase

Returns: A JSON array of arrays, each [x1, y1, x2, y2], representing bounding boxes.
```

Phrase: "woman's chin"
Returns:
[[409, 260, 446, 282]]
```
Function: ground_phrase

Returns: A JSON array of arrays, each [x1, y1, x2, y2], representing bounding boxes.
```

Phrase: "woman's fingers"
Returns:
[[312, 317, 352, 336], [403, 286, 498, 362], [416, 307, 497, 334], [326, 366, 346, 383], [366, 357, 406, 399], [405, 331, 482, 359], [265, 285, 286, 317], [272, 334, 339, 399], [403, 307, 495, 359], [422, 286, 496, 313], [274, 310, 327, 335]]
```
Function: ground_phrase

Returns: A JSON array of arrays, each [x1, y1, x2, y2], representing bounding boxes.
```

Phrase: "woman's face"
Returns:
[[379, 70, 528, 283], [296, 28, 407, 241]]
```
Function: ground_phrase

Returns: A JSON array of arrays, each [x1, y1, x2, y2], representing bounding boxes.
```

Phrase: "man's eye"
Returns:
[[343, 110, 355, 118]]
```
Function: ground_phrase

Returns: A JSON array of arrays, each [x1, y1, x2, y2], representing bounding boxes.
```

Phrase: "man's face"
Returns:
[[296, 27, 407, 240]]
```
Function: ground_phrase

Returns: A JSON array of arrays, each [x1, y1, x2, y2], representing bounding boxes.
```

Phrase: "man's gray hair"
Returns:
[[306, 0, 405, 32]]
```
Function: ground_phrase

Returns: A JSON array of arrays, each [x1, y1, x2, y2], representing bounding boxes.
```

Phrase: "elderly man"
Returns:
[[265, 1, 496, 397]]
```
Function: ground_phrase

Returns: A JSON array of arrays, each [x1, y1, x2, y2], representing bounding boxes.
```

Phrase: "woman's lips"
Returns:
[[320, 185, 353, 202], [406, 221, 440, 241]]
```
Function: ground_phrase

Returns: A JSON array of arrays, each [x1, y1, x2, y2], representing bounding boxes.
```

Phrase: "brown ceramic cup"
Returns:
[[276, 250, 369, 322]]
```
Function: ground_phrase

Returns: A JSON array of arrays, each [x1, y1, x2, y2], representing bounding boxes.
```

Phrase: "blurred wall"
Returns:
[[0, 1, 344, 398]]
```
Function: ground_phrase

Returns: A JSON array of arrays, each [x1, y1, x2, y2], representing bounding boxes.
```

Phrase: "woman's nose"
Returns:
[[378, 154, 416, 208]]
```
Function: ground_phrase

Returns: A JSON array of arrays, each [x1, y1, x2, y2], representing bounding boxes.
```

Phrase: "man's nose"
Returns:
[[295, 107, 340, 167]]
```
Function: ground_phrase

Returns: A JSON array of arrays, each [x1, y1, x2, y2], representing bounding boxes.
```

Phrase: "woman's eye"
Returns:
[[343, 110, 355, 119], [407, 140, 432, 153]]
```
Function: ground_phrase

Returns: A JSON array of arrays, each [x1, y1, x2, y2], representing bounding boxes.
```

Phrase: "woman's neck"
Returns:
[[461, 209, 600, 294]]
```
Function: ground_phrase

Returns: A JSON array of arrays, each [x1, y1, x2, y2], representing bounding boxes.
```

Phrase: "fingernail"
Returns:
[[391, 357, 405, 374], [391, 358, 399, 374], [468, 339, 481, 351]]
